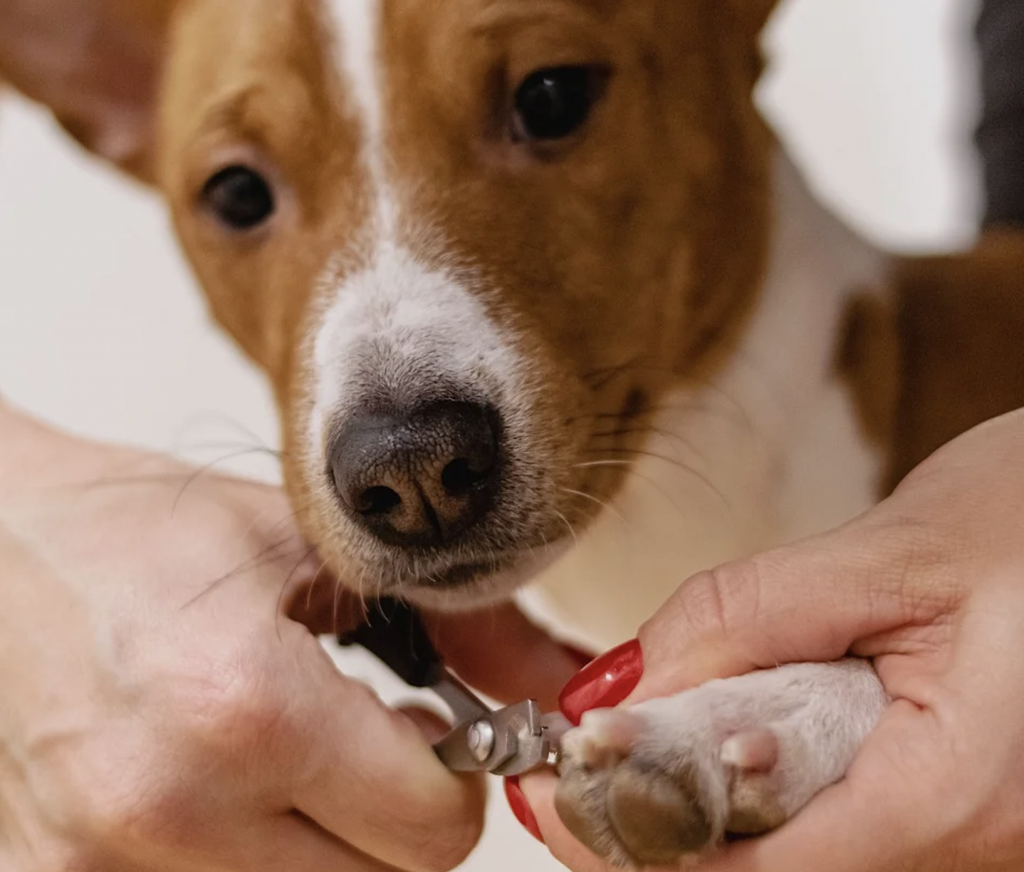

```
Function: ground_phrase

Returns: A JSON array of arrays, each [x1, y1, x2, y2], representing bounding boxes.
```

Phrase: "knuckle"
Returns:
[[659, 561, 763, 642], [680, 567, 733, 639], [853, 512, 963, 619], [181, 659, 291, 756], [167, 632, 294, 759]]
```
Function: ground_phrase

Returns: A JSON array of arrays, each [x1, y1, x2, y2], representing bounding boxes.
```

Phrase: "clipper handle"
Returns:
[[338, 597, 445, 689]]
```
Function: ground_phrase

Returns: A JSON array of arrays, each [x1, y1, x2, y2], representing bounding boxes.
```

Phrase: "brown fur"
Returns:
[[834, 233, 1024, 497], [835, 291, 899, 450], [886, 231, 1024, 491]]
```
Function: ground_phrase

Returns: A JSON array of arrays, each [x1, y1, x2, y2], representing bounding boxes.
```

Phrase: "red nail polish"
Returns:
[[558, 638, 643, 726], [504, 776, 544, 843]]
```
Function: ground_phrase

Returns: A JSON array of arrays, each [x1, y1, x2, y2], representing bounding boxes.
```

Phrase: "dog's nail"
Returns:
[[563, 709, 642, 769], [505, 777, 544, 843], [558, 639, 643, 726]]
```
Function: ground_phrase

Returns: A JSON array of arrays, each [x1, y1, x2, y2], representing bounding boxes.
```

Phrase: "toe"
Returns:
[[720, 728, 779, 773], [720, 731, 787, 835], [606, 763, 713, 866], [563, 709, 644, 770]]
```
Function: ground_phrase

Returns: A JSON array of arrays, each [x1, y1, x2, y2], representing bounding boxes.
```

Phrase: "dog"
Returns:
[[5, 0, 1024, 865]]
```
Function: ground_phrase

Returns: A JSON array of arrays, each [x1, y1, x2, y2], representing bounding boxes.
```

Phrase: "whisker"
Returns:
[[552, 509, 580, 550], [560, 486, 630, 532], [581, 447, 732, 515], [274, 543, 319, 641], [564, 393, 750, 436], [580, 445, 697, 471], [334, 568, 351, 635], [178, 495, 319, 611], [223, 533, 303, 581], [586, 425, 708, 463], [661, 381, 755, 435], [175, 440, 286, 460], [305, 564, 319, 612], [56, 471, 217, 495], [353, 564, 371, 626], [305, 555, 334, 630], [171, 447, 285, 517], [573, 459, 631, 470], [572, 459, 688, 517], [226, 495, 319, 575], [171, 413, 277, 455], [180, 541, 313, 611]]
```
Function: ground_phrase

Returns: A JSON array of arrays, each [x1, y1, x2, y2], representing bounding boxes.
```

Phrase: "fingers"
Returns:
[[628, 515, 960, 702], [430, 603, 590, 710], [399, 705, 454, 743], [284, 627, 486, 872]]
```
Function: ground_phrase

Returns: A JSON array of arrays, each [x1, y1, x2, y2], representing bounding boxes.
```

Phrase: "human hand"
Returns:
[[521, 407, 1024, 872], [0, 403, 581, 871]]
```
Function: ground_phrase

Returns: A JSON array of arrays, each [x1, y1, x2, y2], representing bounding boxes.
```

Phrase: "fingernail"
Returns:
[[504, 776, 544, 843], [558, 639, 643, 726]]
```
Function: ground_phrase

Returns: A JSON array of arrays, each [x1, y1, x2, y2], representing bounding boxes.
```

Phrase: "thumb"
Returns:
[[629, 510, 958, 702]]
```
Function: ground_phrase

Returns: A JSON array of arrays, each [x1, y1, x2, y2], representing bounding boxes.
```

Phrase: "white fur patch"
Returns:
[[309, 245, 526, 457], [312, 1, 530, 466], [324, 0, 395, 233]]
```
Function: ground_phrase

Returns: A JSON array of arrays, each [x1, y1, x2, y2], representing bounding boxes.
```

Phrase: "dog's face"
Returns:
[[7, 0, 771, 607], [150, 0, 775, 607]]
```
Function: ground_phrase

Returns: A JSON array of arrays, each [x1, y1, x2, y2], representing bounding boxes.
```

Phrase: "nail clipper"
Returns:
[[339, 598, 569, 776]]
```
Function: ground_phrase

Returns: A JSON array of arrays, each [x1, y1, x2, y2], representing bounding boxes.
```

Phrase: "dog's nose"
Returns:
[[330, 401, 501, 548]]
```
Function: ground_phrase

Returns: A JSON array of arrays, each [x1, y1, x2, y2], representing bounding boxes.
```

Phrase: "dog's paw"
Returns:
[[554, 659, 887, 868]]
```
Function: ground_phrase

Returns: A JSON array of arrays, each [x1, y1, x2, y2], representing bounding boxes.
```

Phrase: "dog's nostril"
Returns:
[[329, 401, 503, 549], [441, 453, 495, 496], [356, 485, 402, 516]]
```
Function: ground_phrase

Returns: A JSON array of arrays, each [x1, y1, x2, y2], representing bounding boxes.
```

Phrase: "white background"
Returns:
[[0, 1, 981, 868]]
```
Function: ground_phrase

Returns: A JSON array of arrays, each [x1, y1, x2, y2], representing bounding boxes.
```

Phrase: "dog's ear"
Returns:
[[0, 0, 178, 180]]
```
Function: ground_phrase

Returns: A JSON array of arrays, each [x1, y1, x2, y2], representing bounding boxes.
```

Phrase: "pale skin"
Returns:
[[524, 407, 1024, 872], [0, 399, 580, 872]]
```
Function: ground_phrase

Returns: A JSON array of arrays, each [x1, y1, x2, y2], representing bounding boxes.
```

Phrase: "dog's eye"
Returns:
[[512, 66, 605, 142], [201, 166, 275, 231]]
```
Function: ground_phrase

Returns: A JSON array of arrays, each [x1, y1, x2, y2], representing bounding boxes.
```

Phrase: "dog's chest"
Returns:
[[530, 155, 889, 647]]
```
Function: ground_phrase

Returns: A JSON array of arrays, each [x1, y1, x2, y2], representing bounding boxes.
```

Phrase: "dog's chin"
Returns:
[[390, 539, 572, 612]]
